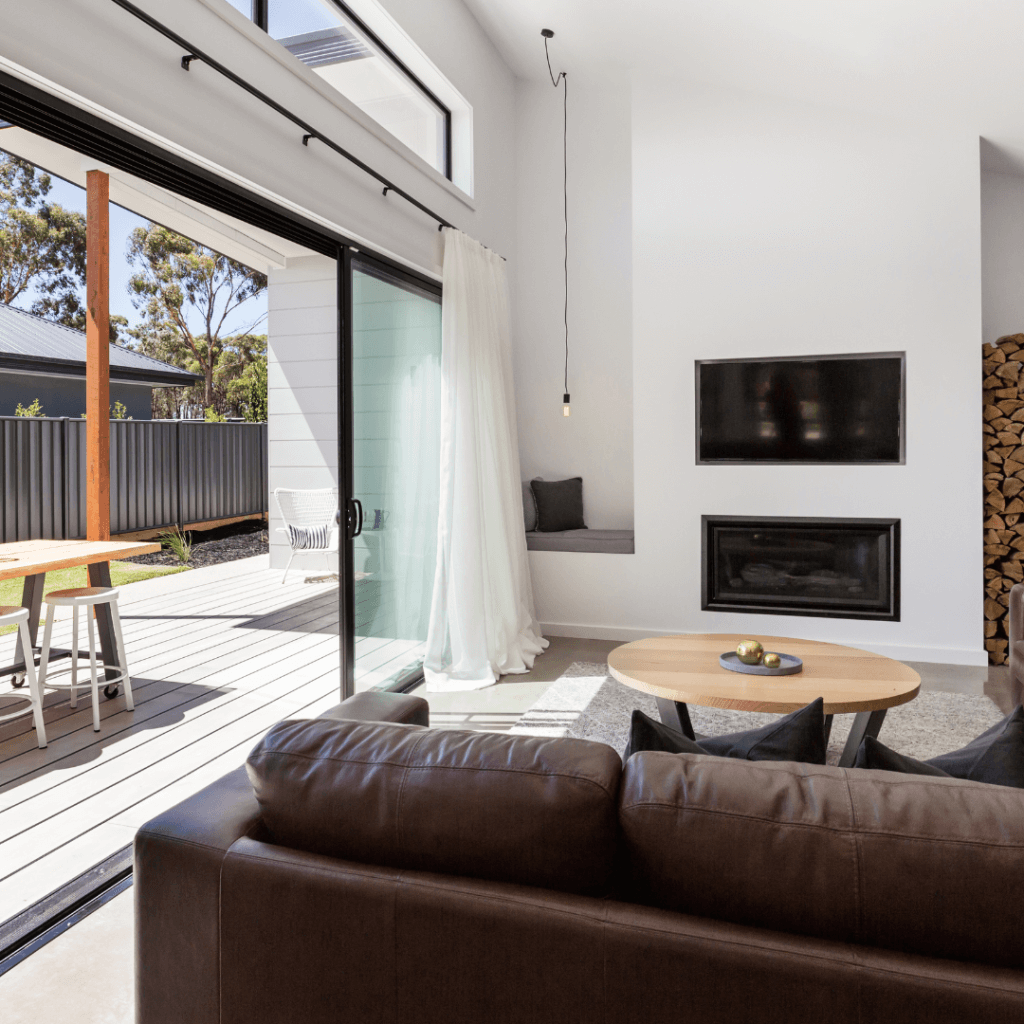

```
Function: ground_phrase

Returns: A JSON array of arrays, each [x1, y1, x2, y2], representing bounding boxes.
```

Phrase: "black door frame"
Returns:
[[338, 246, 355, 697]]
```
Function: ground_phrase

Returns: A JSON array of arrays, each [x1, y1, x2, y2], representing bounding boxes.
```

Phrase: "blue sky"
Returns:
[[7, 160, 267, 341]]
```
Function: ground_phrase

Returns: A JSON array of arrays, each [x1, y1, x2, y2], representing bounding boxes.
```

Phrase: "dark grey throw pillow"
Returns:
[[623, 698, 828, 765], [856, 705, 1024, 788], [522, 481, 538, 532], [623, 709, 707, 761], [854, 736, 952, 777], [531, 477, 586, 532]]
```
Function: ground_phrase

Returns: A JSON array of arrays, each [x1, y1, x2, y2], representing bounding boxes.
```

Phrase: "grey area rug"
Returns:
[[510, 661, 1005, 765]]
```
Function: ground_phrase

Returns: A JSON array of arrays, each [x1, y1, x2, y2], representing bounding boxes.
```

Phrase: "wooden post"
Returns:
[[86, 169, 110, 542]]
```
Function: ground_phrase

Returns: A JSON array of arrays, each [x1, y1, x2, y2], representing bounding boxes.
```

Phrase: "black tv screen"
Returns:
[[696, 353, 904, 464]]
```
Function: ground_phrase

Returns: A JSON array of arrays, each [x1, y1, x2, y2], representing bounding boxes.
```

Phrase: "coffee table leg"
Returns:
[[838, 709, 886, 768], [824, 715, 833, 743], [656, 697, 696, 740]]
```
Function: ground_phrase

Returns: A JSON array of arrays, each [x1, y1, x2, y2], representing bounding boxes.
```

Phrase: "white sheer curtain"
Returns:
[[391, 357, 441, 639], [423, 229, 548, 691]]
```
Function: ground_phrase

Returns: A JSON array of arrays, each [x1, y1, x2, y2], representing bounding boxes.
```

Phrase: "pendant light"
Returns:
[[542, 29, 570, 418]]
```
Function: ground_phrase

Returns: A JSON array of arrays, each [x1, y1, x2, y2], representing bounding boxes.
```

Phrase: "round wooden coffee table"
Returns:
[[607, 633, 920, 767]]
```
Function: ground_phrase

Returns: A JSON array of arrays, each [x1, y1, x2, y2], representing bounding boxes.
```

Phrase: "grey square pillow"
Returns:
[[522, 481, 538, 532], [531, 477, 586, 532]]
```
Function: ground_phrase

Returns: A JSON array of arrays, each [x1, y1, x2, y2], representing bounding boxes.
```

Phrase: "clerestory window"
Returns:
[[228, 0, 452, 179]]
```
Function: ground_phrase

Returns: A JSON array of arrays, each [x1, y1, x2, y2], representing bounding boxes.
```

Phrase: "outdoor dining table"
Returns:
[[0, 538, 160, 690]]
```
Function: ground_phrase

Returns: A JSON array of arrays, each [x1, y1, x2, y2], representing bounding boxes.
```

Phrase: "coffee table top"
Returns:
[[607, 633, 920, 715]]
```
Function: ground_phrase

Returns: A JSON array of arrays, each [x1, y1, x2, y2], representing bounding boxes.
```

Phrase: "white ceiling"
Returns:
[[463, 0, 1024, 170]]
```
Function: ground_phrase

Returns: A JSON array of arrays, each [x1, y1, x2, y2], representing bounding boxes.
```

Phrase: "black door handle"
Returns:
[[347, 498, 363, 539]]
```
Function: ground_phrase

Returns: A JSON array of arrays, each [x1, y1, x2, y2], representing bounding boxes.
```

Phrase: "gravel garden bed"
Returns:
[[123, 517, 269, 569]]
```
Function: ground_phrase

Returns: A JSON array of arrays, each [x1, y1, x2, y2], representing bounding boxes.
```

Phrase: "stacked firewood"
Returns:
[[984, 333, 1024, 664]]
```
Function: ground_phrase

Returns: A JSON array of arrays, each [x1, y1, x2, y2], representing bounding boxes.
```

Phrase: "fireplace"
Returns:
[[701, 516, 900, 621]]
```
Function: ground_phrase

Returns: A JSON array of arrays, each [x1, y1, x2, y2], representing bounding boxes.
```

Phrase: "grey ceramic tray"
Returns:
[[719, 651, 803, 676]]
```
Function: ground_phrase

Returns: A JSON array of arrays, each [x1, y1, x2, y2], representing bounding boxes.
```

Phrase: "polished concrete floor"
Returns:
[[0, 636, 1014, 1024], [424, 635, 622, 732]]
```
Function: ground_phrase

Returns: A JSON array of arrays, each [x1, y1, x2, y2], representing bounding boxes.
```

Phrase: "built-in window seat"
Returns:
[[525, 529, 634, 553], [522, 480, 633, 553]]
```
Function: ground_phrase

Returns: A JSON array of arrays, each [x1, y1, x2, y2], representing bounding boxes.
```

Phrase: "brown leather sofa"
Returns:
[[135, 691, 1024, 1024], [1009, 582, 1024, 698]]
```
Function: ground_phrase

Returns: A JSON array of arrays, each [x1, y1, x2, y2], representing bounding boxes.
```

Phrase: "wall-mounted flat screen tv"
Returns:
[[696, 352, 905, 464]]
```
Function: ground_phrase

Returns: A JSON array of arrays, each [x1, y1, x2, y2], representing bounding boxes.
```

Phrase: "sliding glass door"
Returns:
[[347, 254, 442, 691]]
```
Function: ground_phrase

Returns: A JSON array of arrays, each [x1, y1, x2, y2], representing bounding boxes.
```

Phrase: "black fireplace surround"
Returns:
[[702, 516, 900, 621]]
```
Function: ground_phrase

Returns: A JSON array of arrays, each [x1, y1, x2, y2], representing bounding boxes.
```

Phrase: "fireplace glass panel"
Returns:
[[702, 517, 899, 621]]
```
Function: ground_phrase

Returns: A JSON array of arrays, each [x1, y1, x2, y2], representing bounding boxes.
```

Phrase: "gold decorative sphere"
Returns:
[[762, 652, 782, 669], [736, 640, 764, 665]]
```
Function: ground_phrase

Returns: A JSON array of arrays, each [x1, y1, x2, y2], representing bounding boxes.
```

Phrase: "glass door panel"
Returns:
[[351, 257, 441, 690]]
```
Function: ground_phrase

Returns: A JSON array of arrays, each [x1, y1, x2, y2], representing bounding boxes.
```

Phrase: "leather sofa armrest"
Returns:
[[1010, 584, 1024, 645], [1010, 584, 1024, 689], [135, 690, 428, 1023], [135, 765, 261, 1024], [318, 690, 429, 727]]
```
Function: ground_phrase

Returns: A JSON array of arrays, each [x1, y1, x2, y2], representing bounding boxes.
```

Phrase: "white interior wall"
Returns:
[[981, 169, 1024, 346], [513, 76, 634, 528], [526, 77, 985, 665], [267, 256, 339, 573]]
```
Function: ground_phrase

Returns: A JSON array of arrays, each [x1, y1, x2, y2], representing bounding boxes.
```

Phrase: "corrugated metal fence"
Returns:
[[0, 417, 268, 542]]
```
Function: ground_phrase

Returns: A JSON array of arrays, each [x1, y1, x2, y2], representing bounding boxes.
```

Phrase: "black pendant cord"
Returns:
[[544, 33, 569, 400]]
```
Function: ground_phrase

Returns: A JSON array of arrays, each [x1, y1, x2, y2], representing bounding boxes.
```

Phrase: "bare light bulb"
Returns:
[[563, 392, 571, 417]]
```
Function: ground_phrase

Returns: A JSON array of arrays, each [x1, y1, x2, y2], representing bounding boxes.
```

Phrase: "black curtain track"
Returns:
[[0, 66, 443, 293]]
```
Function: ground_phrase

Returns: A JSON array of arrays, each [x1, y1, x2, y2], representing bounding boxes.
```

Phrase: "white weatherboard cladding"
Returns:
[[268, 258, 339, 572]]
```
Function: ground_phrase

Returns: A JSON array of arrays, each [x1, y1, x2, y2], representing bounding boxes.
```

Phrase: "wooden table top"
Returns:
[[607, 633, 921, 715], [0, 539, 161, 582]]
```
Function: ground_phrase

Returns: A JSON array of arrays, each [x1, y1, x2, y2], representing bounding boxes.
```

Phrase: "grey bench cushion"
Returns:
[[526, 529, 634, 554]]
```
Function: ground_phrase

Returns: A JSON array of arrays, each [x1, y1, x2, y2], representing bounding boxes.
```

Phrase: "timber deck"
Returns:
[[0, 555, 422, 930]]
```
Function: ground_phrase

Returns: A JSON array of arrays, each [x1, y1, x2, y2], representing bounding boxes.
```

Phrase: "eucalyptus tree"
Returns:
[[126, 222, 266, 414]]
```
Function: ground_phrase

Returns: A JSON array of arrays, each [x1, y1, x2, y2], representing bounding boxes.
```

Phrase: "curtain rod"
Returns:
[[107, 0, 485, 244]]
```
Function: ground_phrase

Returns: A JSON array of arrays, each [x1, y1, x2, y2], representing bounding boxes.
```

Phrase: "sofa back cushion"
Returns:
[[246, 719, 622, 896], [620, 751, 1024, 970]]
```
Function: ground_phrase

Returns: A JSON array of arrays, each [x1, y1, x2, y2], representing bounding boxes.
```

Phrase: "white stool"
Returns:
[[38, 587, 133, 733], [0, 605, 47, 748]]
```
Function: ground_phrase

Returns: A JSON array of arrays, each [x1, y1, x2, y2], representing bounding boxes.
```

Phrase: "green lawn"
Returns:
[[0, 560, 189, 637]]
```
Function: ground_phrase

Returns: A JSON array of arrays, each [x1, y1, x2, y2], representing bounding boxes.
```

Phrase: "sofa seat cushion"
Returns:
[[526, 529, 634, 553], [619, 752, 1024, 971], [246, 719, 622, 896], [623, 700, 828, 764]]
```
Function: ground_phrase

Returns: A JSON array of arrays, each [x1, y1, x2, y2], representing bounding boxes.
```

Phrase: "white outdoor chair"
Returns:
[[274, 487, 340, 583]]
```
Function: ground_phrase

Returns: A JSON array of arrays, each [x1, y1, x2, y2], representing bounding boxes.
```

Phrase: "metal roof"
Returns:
[[0, 303, 202, 387]]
